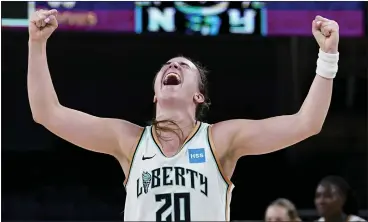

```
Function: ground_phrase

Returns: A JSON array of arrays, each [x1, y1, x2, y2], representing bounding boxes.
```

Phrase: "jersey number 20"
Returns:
[[156, 192, 190, 222]]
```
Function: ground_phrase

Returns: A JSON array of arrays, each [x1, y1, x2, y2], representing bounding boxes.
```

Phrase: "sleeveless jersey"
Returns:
[[123, 122, 234, 221]]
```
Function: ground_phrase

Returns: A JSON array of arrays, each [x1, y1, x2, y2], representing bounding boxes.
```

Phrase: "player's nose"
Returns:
[[169, 62, 180, 70]]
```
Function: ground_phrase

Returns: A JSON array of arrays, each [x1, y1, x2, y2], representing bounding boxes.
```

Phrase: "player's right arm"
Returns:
[[27, 9, 142, 158]]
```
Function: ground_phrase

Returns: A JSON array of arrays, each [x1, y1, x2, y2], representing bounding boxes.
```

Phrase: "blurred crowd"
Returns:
[[261, 176, 366, 222]]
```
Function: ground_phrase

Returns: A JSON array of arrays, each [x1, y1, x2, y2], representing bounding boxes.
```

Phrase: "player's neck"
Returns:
[[154, 106, 197, 153], [155, 103, 197, 128], [155, 109, 196, 130]]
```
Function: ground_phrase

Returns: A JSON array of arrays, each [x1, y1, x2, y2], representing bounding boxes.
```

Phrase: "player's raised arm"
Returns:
[[212, 16, 339, 158], [27, 9, 142, 158]]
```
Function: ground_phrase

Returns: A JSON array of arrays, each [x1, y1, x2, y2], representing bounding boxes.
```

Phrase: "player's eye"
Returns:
[[180, 62, 190, 68]]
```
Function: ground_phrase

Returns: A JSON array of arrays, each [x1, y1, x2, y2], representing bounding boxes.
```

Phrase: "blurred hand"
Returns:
[[29, 9, 58, 42], [312, 16, 339, 54]]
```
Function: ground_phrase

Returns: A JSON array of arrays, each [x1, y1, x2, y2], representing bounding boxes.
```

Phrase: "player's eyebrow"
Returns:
[[164, 61, 191, 67]]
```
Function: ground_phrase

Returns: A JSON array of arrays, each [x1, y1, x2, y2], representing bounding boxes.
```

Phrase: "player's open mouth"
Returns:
[[163, 72, 182, 86]]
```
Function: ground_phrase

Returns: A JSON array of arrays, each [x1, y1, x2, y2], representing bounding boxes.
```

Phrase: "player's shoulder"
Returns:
[[349, 215, 367, 222]]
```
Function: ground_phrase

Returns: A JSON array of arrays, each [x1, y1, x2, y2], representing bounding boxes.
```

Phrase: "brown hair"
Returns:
[[268, 198, 301, 222], [151, 57, 210, 142]]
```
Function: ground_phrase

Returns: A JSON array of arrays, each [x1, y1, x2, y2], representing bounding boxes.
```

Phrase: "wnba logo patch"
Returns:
[[188, 148, 206, 163]]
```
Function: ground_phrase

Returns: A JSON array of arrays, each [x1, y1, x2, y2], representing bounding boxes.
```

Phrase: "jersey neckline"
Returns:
[[150, 121, 202, 159]]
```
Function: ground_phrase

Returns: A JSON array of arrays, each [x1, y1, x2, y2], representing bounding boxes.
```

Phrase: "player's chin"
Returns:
[[161, 92, 182, 101], [160, 92, 189, 103], [316, 206, 329, 217]]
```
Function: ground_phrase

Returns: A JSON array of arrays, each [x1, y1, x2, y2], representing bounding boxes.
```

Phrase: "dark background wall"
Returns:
[[2, 29, 367, 221]]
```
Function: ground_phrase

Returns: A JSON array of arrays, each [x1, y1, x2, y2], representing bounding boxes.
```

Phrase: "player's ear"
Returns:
[[193, 93, 204, 104], [153, 95, 157, 103]]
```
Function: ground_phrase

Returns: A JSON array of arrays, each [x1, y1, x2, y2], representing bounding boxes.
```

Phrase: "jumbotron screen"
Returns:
[[1, 1, 365, 36], [135, 1, 265, 36]]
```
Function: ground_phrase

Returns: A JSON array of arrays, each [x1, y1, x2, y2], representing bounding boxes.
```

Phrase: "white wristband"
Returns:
[[316, 49, 339, 79]]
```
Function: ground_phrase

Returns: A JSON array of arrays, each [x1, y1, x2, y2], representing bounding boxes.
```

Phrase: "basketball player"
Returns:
[[315, 176, 366, 222], [265, 198, 301, 222], [28, 9, 340, 221]]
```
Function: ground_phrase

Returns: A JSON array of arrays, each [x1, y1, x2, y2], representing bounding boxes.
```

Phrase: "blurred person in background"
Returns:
[[28, 8, 341, 222], [265, 198, 301, 222], [315, 176, 366, 222]]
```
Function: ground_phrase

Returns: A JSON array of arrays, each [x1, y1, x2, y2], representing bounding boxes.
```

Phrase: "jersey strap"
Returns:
[[207, 124, 235, 221], [123, 127, 146, 187]]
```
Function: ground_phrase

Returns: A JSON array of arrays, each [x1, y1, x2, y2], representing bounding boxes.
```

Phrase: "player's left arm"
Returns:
[[212, 16, 340, 158]]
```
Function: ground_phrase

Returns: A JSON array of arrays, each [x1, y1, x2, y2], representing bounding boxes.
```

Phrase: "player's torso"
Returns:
[[124, 122, 234, 221]]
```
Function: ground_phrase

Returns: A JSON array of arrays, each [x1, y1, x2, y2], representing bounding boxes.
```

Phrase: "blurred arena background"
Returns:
[[2, 1, 367, 221]]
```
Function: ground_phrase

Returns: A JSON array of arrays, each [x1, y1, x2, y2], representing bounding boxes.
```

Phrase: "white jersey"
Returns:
[[318, 215, 367, 222], [123, 122, 234, 221]]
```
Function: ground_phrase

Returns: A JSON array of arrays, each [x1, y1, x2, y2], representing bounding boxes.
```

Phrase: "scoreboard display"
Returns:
[[2, 1, 31, 27], [2, 1, 29, 20], [1, 1, 366, 37], [34, 1, 135, 32], [135, 1, 266, 36], [136, 1, 365, 36], [2, 1, 135, 32], [265, 1, 365, 36]]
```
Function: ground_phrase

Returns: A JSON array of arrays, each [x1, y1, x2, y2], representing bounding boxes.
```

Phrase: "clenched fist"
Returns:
[[29, 9, 58, 42], [312, 15, 339, 54]]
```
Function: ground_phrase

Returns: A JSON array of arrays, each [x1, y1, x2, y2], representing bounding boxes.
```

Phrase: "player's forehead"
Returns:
[[317, 183, 338, 195], [167, 57, 197, 70], [267, 205, 288, 215]]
